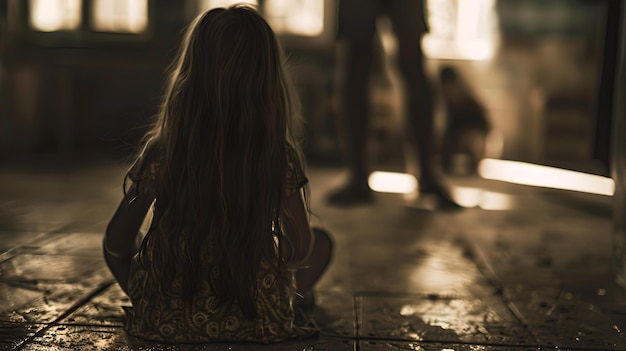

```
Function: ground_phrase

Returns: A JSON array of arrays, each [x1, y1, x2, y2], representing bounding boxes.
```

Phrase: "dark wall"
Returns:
[[0, 0, 339, 161], [0, 0, 187, 158]]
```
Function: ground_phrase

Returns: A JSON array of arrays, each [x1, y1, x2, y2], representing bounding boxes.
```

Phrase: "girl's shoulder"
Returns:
[[127, 140, 163, 193]]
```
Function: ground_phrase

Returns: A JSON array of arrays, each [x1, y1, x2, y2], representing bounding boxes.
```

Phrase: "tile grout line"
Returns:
[[0, 233, 50, 265], [353, 295, 360, 351], [0, 223, 88, 265], [357, 336, 620, 351], [457, 233, 542, 345], [11, 280, 115, 351]]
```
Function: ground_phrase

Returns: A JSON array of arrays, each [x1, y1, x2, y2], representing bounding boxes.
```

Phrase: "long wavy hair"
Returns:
[[132, 5, 302, 319]]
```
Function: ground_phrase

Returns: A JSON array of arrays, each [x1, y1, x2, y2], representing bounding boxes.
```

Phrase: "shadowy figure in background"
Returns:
[[327, 0, 440, 206], [103, 5, 332, 344], [438, 65, 491, 176]]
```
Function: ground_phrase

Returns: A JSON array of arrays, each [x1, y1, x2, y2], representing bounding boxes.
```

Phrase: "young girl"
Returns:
[[103, 5, 333, 344]]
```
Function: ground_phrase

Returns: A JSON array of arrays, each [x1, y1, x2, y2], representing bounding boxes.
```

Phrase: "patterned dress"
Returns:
[[123, 143, 316, 343]]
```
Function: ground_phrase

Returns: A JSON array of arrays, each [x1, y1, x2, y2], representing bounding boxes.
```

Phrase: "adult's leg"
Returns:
[[327, 0, 378, 205], [389, 0, 440, 193]]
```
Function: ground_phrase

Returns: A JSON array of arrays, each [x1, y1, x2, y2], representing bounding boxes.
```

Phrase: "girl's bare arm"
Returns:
[[103, 184, 153, 294], [280, 189, 314, 268], [281, 189, 334, 302]]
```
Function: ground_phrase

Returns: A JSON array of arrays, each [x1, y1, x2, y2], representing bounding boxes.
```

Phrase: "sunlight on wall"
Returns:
[[479, 158, 615, 196], [29, 0, 81, 32], [368, 171, 418, 194], [92, 0, 148, 33], [199, 0, 258, 12], [423, 0, 498, 60], [198, 0, 324, 37], [264, 0, 324, 36]]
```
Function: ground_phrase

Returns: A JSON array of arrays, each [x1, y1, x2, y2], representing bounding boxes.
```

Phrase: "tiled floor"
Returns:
[[0, 158, 625, 350]]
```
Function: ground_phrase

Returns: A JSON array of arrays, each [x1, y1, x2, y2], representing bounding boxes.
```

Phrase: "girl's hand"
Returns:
[[103, 184, 153, 294]]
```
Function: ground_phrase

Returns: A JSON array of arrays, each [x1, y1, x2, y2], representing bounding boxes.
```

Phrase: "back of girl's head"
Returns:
[[141, 5, 298, 319], [165, 4, 290, 143]]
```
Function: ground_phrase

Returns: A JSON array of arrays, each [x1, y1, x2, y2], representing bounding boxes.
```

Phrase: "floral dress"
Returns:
[[123, 143, 316, 343]]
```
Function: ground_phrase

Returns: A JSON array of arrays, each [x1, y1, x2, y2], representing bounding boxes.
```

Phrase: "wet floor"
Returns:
[[0, 158, 625, 350]]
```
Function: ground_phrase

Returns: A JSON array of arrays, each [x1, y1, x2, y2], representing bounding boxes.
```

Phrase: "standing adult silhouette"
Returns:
[[328, 0, 442, 205]]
